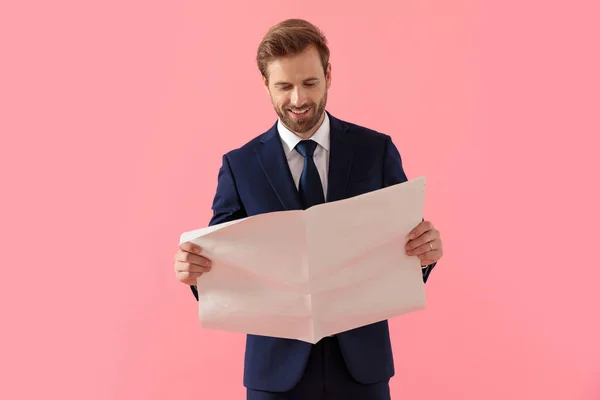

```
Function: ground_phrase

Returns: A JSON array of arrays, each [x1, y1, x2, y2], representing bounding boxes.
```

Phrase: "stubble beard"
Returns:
[[273, 90, 328, 135]]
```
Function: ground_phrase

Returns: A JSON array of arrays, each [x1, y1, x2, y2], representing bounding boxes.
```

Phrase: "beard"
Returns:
[[273, 90, 328, 134]]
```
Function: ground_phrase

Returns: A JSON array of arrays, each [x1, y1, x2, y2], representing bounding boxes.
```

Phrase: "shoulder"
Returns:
[[220, 113, 397, 161], [220, 123, 278, 161], [332, 114, 394, 146]]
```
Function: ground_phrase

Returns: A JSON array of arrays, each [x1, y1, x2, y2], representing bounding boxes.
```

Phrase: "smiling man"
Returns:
[[174, 19, 443, 400]]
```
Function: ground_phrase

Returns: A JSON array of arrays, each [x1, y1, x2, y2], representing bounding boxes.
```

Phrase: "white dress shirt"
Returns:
[[277, 113, 330, 199]]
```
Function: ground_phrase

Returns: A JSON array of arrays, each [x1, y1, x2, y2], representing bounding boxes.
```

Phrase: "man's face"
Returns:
[[263, 45, 331, 137]]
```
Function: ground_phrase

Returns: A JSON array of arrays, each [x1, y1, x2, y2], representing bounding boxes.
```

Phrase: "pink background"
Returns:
[[1, 0, 599, 399]]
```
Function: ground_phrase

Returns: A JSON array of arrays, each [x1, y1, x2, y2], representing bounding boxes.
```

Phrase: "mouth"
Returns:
[[288, 106, 311, 118]]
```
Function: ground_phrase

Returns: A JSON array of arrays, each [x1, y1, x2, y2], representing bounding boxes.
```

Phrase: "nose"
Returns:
[[290, 86, 307, 107]]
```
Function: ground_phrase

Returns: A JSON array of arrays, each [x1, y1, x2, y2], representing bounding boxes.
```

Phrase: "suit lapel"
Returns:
[[254, 123, 303, 210], [254, 113, 355, 209], [326, 113, 354, 203]]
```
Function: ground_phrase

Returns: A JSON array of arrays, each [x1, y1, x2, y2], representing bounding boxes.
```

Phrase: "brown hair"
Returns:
[[256, 19, 330, 80]]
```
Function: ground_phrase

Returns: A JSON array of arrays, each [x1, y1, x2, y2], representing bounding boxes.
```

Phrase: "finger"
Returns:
[[407, 238, 440, 256], [176, 271, 204, 282], [406, 242, 430, 256], [405, 229, 438, 251], [175, 251, 212, 268], [183, 275, 202, 285], [179, 241, 202, 255], [175, 262, 211, 274], [408, 220, 433, 240]]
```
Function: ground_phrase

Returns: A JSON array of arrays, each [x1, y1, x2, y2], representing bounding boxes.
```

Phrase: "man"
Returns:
[[174, 19, 443, 400]]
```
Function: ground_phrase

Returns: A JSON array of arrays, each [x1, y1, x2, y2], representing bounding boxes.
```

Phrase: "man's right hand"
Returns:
[[174, 242, 212, 285]]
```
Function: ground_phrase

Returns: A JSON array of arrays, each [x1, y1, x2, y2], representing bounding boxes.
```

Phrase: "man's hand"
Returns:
[[405, 220, 443, 266], [174, 242, 212, 285]]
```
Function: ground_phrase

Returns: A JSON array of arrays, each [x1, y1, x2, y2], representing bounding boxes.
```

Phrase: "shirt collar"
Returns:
[[277, 112, 330, 156]]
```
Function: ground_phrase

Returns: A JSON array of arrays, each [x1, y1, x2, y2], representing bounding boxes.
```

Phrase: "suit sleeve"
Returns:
[[382, 135, 436, 283], [190, 154, 248, 301]]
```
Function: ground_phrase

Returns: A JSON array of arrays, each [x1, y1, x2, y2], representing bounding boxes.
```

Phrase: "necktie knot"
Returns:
[[295, 140, 318, 158]]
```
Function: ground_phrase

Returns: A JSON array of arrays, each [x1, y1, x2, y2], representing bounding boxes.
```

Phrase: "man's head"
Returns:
[[257, 19, 331, 138]]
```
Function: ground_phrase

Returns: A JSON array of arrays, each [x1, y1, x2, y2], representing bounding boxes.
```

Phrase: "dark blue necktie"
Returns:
[[295, 140, 325, 209]]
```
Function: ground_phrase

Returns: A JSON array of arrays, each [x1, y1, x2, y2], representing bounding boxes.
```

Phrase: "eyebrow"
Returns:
[[273, 78, 320, 87]]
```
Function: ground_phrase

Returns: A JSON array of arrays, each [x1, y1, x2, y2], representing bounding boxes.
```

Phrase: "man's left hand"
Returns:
[[405, 220, 443, 266]]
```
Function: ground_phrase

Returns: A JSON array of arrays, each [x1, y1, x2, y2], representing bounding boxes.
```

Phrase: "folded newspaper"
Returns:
[[179, 176, 427, 343]]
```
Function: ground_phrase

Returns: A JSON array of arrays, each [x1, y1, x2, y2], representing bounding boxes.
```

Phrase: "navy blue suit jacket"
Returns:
[[191, 111, 435, 392]]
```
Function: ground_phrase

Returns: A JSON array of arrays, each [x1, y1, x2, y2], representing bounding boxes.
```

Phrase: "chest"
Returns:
[[232, 151, 384, 217]]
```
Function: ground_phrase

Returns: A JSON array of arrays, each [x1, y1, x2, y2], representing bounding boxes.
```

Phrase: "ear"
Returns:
[[325, 63, 332, 89], [262, 75, 270, 95]]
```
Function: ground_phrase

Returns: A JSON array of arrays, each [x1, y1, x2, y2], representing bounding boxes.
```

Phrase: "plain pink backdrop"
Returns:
[[1, 0, 599, 399]]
